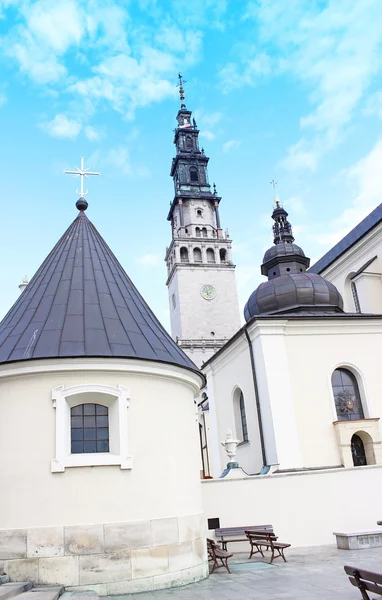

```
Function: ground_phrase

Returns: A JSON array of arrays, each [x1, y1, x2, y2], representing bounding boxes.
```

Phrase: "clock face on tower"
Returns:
[[201, 285, 216, 300]]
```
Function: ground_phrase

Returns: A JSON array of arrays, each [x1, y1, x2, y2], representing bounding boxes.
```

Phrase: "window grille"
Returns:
[[71, 404, 109, 454], [331, 368, 364, 421]]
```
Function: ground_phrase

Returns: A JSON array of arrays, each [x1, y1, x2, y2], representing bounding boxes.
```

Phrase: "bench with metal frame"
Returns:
[[245, 530, 291, 564], [215, 524, 273, 551], [207, 538, 233, 574], [344, 565, 382, 599]]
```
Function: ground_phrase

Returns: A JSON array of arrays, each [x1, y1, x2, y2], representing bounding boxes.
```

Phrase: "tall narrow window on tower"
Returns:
[[190, 167, 198, 182], [186, 136, 193, 151]]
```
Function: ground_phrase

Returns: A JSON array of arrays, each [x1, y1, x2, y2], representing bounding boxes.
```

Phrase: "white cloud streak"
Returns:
[[40, 114, 82, 139], [222, 139, 240, 153], [312, 138, 382, 246], [137, 253, 162, 267], [220, 0, 382, 170]]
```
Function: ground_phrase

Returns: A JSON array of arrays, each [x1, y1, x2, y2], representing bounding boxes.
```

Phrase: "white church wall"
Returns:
[[249, 321, 303, 470], [319, 222, 382, 313], [0, 358, 208, 592], [202, 464, 382, 547], [203, 334, 264, 477], [169, 266, 241, 342], [284, 318, 382, 468]]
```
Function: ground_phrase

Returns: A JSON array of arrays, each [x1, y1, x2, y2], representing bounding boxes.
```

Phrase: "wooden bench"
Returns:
[[245, 530, 291, 564], [207, 538, 233, 574], [215, 525, 273, 551], [344, 565, 382, 599]]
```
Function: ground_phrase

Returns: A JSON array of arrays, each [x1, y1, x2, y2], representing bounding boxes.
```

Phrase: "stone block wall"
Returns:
[[0, 514, 208, 594]]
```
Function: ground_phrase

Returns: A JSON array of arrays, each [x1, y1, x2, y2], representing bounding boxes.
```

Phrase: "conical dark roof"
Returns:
[[0, 211, 198, 372]]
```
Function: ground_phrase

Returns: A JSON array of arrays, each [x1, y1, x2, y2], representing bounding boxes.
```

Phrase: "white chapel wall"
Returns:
[[202, 464, 382, 547], [0, 358, 208, 592], [284, 319, 382, 468], [203, 334, 264, 477]]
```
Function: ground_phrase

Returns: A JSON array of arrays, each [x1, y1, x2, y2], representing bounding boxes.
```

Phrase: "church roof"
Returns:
[[0, 209, 198, 372], [309, 203, 382, 274]]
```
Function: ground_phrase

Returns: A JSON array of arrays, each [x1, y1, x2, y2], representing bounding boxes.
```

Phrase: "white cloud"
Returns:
[[281, 138, 322, 172], [364, 90, 382, 119], [200, 130, 215, 141], [26, 0, 83, 53], [193, 110, 222, 141], [40, 114, 82, 139], [220, 51, 274, 92], [0, 88, 6, 108], [105, 147, 150, 179], [312, 138, 382, 246], [222, 139, 241, 153], [84, 126, 100, 141], [137, 253, 162, 267], [221, 0, 382, 169], [1, 1, 203, 119]]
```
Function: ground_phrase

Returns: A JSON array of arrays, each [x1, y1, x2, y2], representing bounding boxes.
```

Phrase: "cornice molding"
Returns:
[[0, 357, 203, 394]]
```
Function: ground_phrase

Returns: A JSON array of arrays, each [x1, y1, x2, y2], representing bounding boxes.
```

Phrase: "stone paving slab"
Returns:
[[101, 544, 382, 600]]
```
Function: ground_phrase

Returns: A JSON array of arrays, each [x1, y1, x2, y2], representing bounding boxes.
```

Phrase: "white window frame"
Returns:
[[51, 383, 132, 473]]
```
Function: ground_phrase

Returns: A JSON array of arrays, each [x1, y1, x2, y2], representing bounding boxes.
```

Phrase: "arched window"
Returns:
[[193, 247, 202, 262], [71, 404, 109, 454], [202, 227, 208, 238], [206, 248, 215, 263], [331, 368, 364, 421], [186, 136, 193, 151], [180, 247, 189, 262], [190, 167, 199, 182], [351, 434, 367, 466], [219, 248, 227, 262], [196, 208, 203, 217], [195, 227, 201, 237], [233, 388, 248, 443]]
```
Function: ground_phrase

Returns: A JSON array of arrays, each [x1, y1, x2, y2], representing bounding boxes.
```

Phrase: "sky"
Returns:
[[1, 0, 382, 330]]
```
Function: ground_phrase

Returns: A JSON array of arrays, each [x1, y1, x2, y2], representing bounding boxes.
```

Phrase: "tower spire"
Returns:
[[270, 185, 294, 245], [177, 73, 187, 108]]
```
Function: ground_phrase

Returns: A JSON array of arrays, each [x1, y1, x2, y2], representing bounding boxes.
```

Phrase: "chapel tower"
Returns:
[[165, 75, 241, 367]]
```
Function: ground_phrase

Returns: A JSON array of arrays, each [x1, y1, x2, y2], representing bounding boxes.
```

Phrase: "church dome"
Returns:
[[244, 272, 344, 320], [262, 242, 305, 264], [244, 198, 343, 321]]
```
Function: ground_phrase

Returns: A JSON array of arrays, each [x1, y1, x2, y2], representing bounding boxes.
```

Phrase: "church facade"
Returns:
[[198, 201, 382, 478], [2, 82, 382, 592]]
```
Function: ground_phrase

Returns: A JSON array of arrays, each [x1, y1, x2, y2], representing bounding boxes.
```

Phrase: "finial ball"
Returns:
[[76, 197, 88, 212]]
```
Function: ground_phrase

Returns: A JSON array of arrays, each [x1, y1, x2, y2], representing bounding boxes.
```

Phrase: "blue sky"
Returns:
[[1, 0, 382, 330]]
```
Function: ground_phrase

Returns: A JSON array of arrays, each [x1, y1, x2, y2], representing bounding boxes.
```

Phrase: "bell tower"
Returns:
[[165, 75, 241, 367]]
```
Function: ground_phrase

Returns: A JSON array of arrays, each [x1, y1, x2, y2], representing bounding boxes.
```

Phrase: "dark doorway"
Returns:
[[351, 434, 367, 466]]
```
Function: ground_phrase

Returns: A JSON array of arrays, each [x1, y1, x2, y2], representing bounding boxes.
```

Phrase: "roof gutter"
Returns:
[[244, 327, 267, 467]]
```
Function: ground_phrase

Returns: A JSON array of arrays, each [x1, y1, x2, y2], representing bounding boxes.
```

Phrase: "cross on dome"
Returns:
[[64, 157, 101, 198]]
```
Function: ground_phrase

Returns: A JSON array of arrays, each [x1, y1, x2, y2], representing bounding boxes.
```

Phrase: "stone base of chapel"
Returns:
[[0, 514, 208, 595]]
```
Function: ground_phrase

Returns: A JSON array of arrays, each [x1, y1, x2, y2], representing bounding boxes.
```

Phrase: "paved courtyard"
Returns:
[[107, 545, 382, 600]]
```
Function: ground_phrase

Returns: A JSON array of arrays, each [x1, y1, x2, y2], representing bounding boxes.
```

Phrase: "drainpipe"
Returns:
[[244, 327, 267, 467]]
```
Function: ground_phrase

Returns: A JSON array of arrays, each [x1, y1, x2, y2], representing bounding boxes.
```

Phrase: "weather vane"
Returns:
[[177, 73, 187, 108], [64, 157, 101, 197], [270, 179, 280, 205]]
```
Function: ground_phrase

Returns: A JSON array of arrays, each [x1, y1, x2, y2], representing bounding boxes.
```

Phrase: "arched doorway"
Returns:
[[351, 434, 367, 466]]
